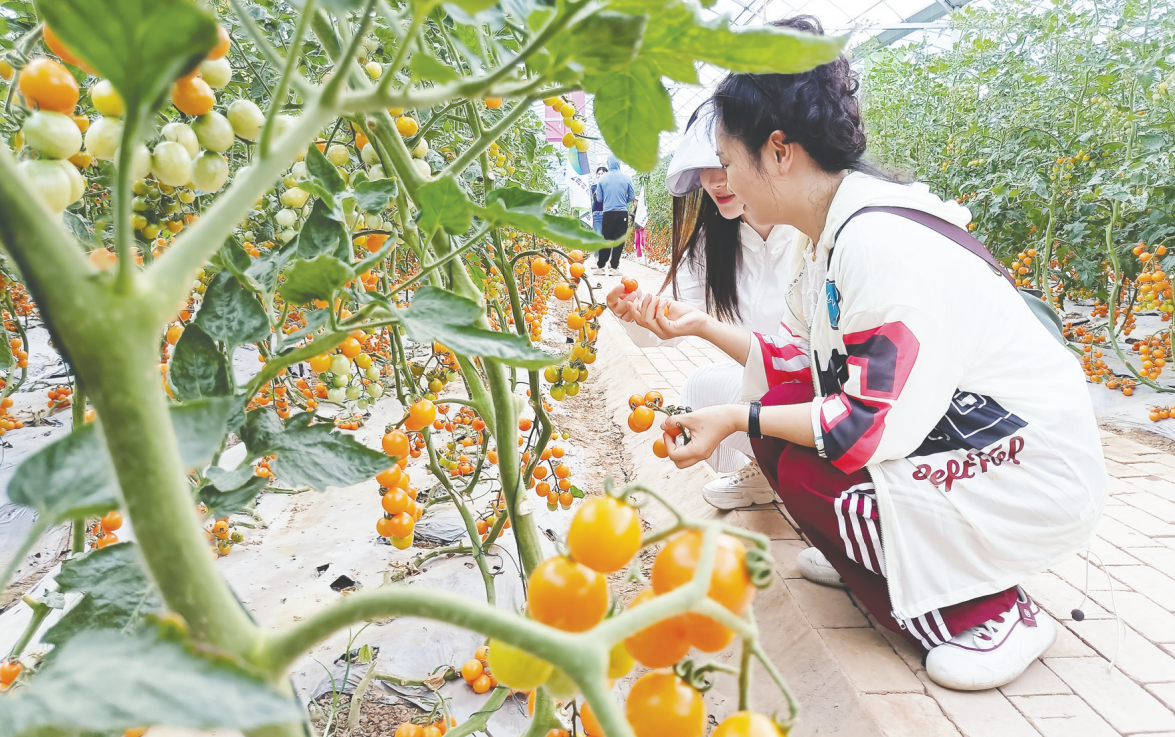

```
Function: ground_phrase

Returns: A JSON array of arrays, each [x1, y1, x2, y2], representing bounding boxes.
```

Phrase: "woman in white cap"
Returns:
[[606, 104, 799, 510]]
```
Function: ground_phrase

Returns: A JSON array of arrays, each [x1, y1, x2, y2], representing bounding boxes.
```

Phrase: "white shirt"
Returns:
[[620, 222, 798, 347]]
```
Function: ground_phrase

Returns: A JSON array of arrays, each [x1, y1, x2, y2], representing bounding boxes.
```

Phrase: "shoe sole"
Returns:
[[702, 491, 776, 510]]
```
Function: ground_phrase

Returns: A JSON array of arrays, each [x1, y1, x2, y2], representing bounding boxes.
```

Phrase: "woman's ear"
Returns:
[[766, 130, 792, 175]]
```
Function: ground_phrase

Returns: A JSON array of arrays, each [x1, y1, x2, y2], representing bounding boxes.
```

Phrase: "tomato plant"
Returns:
[[0, 0, 843, 734]]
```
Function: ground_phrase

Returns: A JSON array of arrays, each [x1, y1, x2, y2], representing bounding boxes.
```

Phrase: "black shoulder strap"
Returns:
[[833, 206, 1016, 287]]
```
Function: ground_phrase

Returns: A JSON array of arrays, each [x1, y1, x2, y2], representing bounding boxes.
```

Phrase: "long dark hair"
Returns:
[[713, 16, 900, 181], [659, 106, 745, 323]]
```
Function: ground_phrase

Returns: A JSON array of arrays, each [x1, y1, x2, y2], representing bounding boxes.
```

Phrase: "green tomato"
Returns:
[[564, 381, 580, 397], [191, 151, 229, 193], [357, 397, 370, 410], [275, 208, 298, 228], [22, 110, 82, 160], [345, 385, 361, 400], [360, 142, 379, 166], [365, 61, 383, 79], [279, 228, 296, 243], [548, 383, 566, 401], [543, 366, 558, 383], [19, 159, 72, 212], [90, 78, 124, 117], [161, 122, 199, 158], [84, 116, 122, 161], [333, 374, 349, 388], [132, 196, 151, 212], [227, 99, 265, 141], [193, 111, 235, 153], [365, 365, 381, 381], [330, 354, 351, 375], [561, 365, 578, 383], [280, 187, 309, 208], [143, 222, 161, 239], [577, 367, 589, 382], [61, 161, 84, 206], [177, 189, 196, 204], [326, 387, 345, 403], [367, 383, 384, 398], [542, 667, 579, 699], [327, 143, 350, 166], [122, 143, 152, 180], [412, 139, 430, 158], [151, 141, 193, 187], [367, 164, 385, 181], [486, 638, 553, 691], [199, 57, 232, 89], [428, 378, 444, 393], [413, 158, 431, 179], [132, 214, 148, 230]]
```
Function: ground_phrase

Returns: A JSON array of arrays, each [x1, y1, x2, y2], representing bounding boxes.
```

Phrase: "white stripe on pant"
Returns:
[[681, 360, 754, 473]]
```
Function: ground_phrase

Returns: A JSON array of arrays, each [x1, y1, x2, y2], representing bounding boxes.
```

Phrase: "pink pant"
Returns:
[[750, 382, 1018, 651]]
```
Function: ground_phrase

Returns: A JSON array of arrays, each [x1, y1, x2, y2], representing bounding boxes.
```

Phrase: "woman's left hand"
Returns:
[[660, 405, 741, 469]]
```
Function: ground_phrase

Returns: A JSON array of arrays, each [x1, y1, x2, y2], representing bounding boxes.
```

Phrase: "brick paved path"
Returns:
[[600, 257, 1175, 737]]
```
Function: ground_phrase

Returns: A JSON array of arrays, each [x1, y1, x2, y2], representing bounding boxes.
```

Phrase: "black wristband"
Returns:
[[748, 401, 762, 440]]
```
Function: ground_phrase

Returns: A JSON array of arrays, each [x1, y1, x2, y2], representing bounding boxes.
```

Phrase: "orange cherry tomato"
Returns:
[[526, 556, 608, 632], [625, 671, 706, 737], [383, 429, 410, 458], [171, 76, 215, 117], [623, 589, 690, 668], [567, 496, 640, 573], [19, 57, 79, 113]]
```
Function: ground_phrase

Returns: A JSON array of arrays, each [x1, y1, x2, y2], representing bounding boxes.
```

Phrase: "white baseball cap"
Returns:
[[665, 104, 721, 197]]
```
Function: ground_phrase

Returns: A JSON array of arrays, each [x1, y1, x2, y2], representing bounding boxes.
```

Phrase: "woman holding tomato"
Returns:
[[608, 105, 798, 510], [617, 16, 1107, 692]]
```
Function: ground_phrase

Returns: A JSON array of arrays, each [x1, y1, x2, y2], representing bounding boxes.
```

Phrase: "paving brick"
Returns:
[[1124, 475, 1175, 501], [1106, 565, 1175, 608], [1125, 462, 1175, 477], [1124, 545, 1175, 578], [1100, 435, 1164, 461], [1046, 623, 1099, 658], [1149, 682, 1175, 712], [1108, 476, 1146, 495], [1066, 619, 1175, 683], [1081, 539, 1140, 566], [1008, 694, 1120, 737], [822, 628, 923, 693], [1102, 505, 1175, 537], [785, 578, 869, 628], [999, 660, 1073, 696], [770, 538, 809, 579], [727, 509, 799, 540], [1105, 459, 1151, 477], [1087, 590, 1175, 643], [1119, 491, 1175, 524], [875, 619, 928, 673], [1045, 656, 1175, 733], [1050, 555, 1110, 591], [1097, 516, 1166, 548], [918, 672, 1040, 737], [861, 693, 962, 737]]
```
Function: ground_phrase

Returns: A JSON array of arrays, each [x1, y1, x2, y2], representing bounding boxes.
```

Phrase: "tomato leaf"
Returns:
[[241, 410, 390, 491], [431, 326, 558, 368], [555, 11, 647, 74], [295, 198, 349, 260], [246, 243, 297, 302], [415, 177, 475, 235], [410, 50, 460, 83], [171, 397, 234, 472], [193, 271, 271, 349], [568, 484, 585, 499], [354, 178, 399, 213], [586, 58, 674, 172], [199, 475, 267, 519], [279, 254, 356, 304], [483, 188, 618, 252], [0, 627, 301, 736], [305, 142, 347, 197], [6, 422, 120, 526], [43, 543, 163, 646], [35, 0, 218, 124], [399, 284, 481, 326], [170, 323, 233, 401]]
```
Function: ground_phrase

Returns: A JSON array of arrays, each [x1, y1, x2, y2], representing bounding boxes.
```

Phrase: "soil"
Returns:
[[1100, 420, 1175, 454], [309, 691, 425, 737]]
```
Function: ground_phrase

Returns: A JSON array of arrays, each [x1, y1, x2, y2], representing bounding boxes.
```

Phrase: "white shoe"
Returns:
[[796, 547, 848, 588], [926, 586, 1056, 691], [592, 266, 604, 276], [605, 266, 614, 276], [702, 462, 777, 510]]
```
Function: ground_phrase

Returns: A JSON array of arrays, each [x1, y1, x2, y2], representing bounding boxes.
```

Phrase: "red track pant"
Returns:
[[750, 382, 1018, 652]]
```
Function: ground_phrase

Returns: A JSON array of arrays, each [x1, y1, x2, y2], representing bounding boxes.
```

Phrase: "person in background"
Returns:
[[590, 165, 607, 235], [594, 155, 634, 276], [616, 15, 1106, 692], [607, 105, 797, 509]]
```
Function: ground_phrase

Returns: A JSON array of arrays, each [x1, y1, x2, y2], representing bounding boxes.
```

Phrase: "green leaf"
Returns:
[[171, 397, 233, 472], [214, 237, 254, 285], [410, 50, 460, 83], [415, 177, 475, 235], [568, 484, 585, 499], [483, 188, 618, 252], [355, 178, 399, 213], [35, 0, 218, 125], [241, 411, 390, 491], [436, 326, 558, 368], [445, 0, 497, 15], [279, 254, 356, 304], [63, 210, 92, 242], [169, 323, 232, 402], [0, 628, 301, 736], [43, 543, 162, 646], [401, 284, 481, 326], [305, 141, 347, 197], [639, 4, 846, 76], [199, 475, 267, 519], [245, 243, 296, 302], [586, 58, 675, 172], [295, 198, 348, 260], [0, 325, 12, 367], [556, 12, 647, 74], [193, 271, 271, 349], [6, 423, 119, 526]]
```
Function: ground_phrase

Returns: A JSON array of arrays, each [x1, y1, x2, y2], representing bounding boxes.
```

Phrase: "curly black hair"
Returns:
[[712, 16, 869, 174]]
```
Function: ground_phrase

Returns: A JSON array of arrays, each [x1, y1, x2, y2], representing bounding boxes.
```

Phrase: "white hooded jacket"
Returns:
[[743, 173, 1107, 620]]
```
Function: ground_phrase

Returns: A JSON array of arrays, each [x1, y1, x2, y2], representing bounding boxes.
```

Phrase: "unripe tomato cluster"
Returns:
[[307, 330, 387, 412]]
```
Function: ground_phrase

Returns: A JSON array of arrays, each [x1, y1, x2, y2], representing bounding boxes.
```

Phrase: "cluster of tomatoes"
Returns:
[[307, 330, 387, 409], [90, 509, 123, 550], [1148, 403, 1175, 422], [8, 337, 28, 370], [545, 96, 590, 152], [392, 714, 457, 737], [205, 515, 243, 557], [1009, 248, 1037, 288], [1131, 243, 1173, 320], [0, 659, 23, 692], [626, 390, 684, 459], [0, 396, 21, 435], [460, 644, 497, 694], [1132, 332, 1172, 383], [433, 405, 486, 478], [377, 427, 427, 548], [44, 383, 72, 409], [407, 342, 461, 399]]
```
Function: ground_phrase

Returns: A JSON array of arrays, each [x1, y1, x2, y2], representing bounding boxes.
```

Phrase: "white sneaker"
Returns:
[[926, 586, 1056, 691], [592, 266, 604, 275], [604, 266, 614, 277], [702, 461, 777, 510], [796, 547, 848, 588]]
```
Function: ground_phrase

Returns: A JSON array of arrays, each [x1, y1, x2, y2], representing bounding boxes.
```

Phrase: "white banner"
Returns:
[[566, 162, 591, 211], [634, 186, 648, 228]]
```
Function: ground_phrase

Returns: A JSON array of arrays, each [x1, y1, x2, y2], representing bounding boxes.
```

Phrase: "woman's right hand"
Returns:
[[606, 282, 642, 323]]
